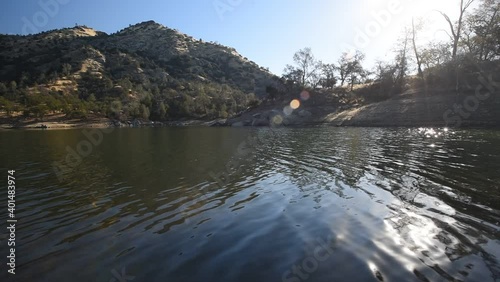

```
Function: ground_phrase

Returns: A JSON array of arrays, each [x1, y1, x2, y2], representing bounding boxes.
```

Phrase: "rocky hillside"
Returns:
[[226, 87, 500, 128], [324, 91, 500, 127], [0, 21, 280, 121]]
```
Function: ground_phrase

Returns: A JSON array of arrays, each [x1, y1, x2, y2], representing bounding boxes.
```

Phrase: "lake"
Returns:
[[0, 127, 499, 281]]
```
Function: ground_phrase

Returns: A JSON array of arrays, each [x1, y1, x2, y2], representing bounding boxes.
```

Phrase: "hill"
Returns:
[[0, 21, 280, 123]]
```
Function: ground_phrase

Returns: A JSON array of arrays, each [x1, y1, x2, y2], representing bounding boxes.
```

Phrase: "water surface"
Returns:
[[0, 127, 499, 281]]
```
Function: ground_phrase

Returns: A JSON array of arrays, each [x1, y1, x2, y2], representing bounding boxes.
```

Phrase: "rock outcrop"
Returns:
[[324, 92, 500, 127]]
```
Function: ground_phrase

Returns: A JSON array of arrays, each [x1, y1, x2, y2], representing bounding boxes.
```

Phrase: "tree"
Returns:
[[141, 93, 153, 108], [7, 81, 17, 100], [439, 0, 476, 59], [374, 61, 397, 84], [0, 82, 7, 97], [412, 18, 425, 81], [158, 102, 167, 119], [19, 72, 30, 87], [369, 61, 400, 100], [78, 71, 113, 100], [283, 48, 321, 87], [150, 100, 168, 120], [320, 63, 337, 89], [29, 100, 49, 119], [108, 100, 122, 118], [62, 63, 72, 77], [337, 51, 366, 91], [46, 95, 62, 113], [0, 96, 15, 116], [140, 104, 150, 120], [347, 60, 366, 91], [421, 42, 452, 70], [337, 53, 350, 86], [394, 29, 411, 89], [463, 0, 500, 60], [308, 60, 323, 89], [282, 65, 304, 86], [37, 73, 47, 84]]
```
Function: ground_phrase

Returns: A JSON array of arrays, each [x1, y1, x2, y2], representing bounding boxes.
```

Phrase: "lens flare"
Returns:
[[283, 106, 293, 116], [290, 99, 301, 110], [300, 91, 310, 101], [272, 114, 283, 126]]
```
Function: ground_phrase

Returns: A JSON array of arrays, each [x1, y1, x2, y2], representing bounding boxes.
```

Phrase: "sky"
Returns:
[[0, 0, 479, 76]]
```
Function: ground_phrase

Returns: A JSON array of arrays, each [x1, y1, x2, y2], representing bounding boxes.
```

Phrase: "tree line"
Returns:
[[282, 0, 499, 100]]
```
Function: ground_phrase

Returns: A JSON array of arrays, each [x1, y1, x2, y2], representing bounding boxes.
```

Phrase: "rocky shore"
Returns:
[[225, 90, 500, 128], [2, 89, 499, 130], [0, 113, 227, 130], [324, 92, 500, 127]]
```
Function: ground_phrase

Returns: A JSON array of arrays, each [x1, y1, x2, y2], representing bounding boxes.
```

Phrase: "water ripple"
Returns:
[[1, 127, 499, 281]]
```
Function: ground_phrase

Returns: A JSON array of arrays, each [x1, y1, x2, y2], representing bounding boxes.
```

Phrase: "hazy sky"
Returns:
[[0, 0, 478, 75]]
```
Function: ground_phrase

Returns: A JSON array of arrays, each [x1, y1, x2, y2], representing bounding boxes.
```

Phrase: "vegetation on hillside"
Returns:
[[280, 0, 499, 104], [0, 22, 269, 122]]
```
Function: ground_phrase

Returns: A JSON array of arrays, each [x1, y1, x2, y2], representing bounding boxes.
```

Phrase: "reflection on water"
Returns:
[[0, 127, 499, 281]]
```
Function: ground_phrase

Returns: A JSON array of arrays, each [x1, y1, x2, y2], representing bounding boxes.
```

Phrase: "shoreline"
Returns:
[[0, 116, 225, 130], [0, 121, 112, 130], [0, 115, 114, 131], [2, 91, 500, 131], [2, 118, 500, 131]]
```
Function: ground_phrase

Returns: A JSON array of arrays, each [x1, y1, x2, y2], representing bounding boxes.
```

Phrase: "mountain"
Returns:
[[0, 21, 281, 121]]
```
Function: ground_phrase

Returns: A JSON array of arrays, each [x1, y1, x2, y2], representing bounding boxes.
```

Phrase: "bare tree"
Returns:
[[283, 48, 321, 88], [394, 28, 411, 89], [294, 48, 314, 86], [438, 0, 476, 59], [412, 18, 424, 81]]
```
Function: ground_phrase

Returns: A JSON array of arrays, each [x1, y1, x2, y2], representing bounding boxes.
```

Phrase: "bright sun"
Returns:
[[351, 0, 480, 60]]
